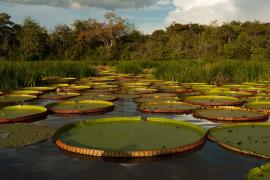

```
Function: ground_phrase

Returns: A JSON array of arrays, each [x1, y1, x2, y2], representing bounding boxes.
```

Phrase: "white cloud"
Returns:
[[69, 2, 82, 9], [167, 0, 236, 24], [1, 0, 159, 9], [166, 0, 270, 25]]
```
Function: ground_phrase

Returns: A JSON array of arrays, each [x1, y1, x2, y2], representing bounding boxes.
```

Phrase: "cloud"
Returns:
[[166, 0, 270, 25], [1, 0, 159, 9]]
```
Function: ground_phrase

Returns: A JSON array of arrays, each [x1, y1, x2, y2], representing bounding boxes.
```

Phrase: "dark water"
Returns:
[[0, 98, 268, 180]]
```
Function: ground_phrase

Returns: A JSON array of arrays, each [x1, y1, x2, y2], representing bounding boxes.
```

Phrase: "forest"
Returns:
[[1, 12, 270, 61]]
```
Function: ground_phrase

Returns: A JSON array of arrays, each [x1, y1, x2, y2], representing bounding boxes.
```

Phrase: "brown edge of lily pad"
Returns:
[[39, 94, 80, 100], [0, 111, 48, 124], [55, 135, 206, 158], [138, 102, 200, 114], [193, 106, 269, 122], [47, 102, 114, 114], [208, 127, 270, 160], [185, 99, 244, 106]]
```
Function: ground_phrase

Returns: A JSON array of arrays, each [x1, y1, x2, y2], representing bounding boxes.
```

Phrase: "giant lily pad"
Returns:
[[0, 94, 37, 104], [134, 96, 179, 104], [193, 107, 268, 122], [128, 88, 158, 95], [22, 86, 56, 92], [72, 93, 118, 102], [221, 91, 253, 98], [184, 95, 244, 106], [47, 100, 114, 114], [54, 117, 206, 157], [245, 101, 270, 113], [138, 101, 200, 113], [61, 85, 91, 92], [0, 124, 54, 148], [10, 90, 42, 95], [39, 92, 80, 100], [0, 105, 47, 123], [247, 163, 270, 180], [245, 94, 270, 103], [208, 123, 270, 159]]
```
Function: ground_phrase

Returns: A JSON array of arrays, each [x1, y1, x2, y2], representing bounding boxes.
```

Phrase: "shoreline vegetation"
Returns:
[[1, 12, 270, 89], [116, 60, 270, 84]]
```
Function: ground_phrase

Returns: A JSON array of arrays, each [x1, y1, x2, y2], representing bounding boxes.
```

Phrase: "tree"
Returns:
[[0, 13, 15, 58], [18, 17, 49, 60], [49, 24, 74, 59]]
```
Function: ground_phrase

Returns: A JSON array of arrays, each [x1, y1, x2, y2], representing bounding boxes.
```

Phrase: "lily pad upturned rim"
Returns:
[[247, 163, 270, 179], [0, 124, 55, 148], [193, 106, 269, 122], [0, 105, 48, 124], [39, 92, 80, 100], [54, 117, 207, 158], [47, 100, 114, 114], [22, 86, 56, 92], [138, 101, 200, 113], [184, 95, 244, 106], [71, 94, 119, 102], [208, 123, 270, 159], [0, 94, 37, 103], [245, 101, 270, 113], [10, 90, 43, 95]]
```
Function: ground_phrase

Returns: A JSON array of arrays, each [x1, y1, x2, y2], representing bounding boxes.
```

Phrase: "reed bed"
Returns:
[[116, 60, 270, 84], [0, 61, 97, 90]]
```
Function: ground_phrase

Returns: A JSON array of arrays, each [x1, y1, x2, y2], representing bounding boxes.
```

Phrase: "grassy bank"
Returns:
[[116, 60, 270, 84], [0, 61, 97, 90]]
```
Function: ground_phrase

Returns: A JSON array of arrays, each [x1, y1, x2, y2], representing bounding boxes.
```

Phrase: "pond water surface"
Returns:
[[0, 97, 269, 180]]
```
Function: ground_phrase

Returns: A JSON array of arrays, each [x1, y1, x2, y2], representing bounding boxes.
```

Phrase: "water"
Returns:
[[0, 97, 268, 180]]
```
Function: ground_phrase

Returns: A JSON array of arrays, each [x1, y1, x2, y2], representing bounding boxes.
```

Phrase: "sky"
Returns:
[[1, 0, 270, 34]]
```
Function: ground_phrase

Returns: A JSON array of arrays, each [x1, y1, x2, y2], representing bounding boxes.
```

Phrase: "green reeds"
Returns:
[[0, 61, 97, 90], [116, 60, 270, 84]]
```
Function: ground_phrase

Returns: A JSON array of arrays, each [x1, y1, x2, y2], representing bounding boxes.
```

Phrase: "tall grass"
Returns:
[[0, 61, 97, 90], [115, 60, 158, 74], [116, 60, 270, 84]]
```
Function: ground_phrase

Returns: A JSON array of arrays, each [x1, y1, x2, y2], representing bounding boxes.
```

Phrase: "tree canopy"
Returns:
[[1, 12, 270, 61]]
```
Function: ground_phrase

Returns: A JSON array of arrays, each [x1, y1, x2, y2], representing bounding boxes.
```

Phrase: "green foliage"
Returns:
[[0, 61, 97, 90], [2, 12, 270, 61], [116, 60, 270, 84]]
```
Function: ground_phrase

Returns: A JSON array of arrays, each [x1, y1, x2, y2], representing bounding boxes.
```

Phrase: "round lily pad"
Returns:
[[159, 86, 184, 93], [245, 101, 270, 113], [184, 95, 244, 106], [10, 90, 42, 95], [0, 124, 54, 148], [49, 83, 70, 88], [247, 163, 270, 180], [134, 96, 179, 104], [245, 93, 270, 102], [71, 93, 118, 102], [47, 100, 114, 114], [140, 93, 178, 98], [222, 84, 249, 90], [61, 85, 91, 92], [54, 117, 206, 157], [193, 107, 269, 122], [39, 92, 80, 100], [93, 84, 118, 89], [221, 91, 253, 98], [128, 88, 158, 95], [22, 86, 56, 92], [0, 94, 37, 104], [238, 87, 267, 93], [122, 82, 151, 87], [0, 105, 48, 124], [208, 123, 270, 159], [138, 101, 200, 113]]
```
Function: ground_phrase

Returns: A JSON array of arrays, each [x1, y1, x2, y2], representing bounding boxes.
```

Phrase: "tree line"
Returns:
[[1, 12, 270, 61]]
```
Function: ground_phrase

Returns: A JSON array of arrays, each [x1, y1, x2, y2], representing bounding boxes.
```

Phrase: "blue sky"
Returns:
[[1, 0, 270, 34]]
